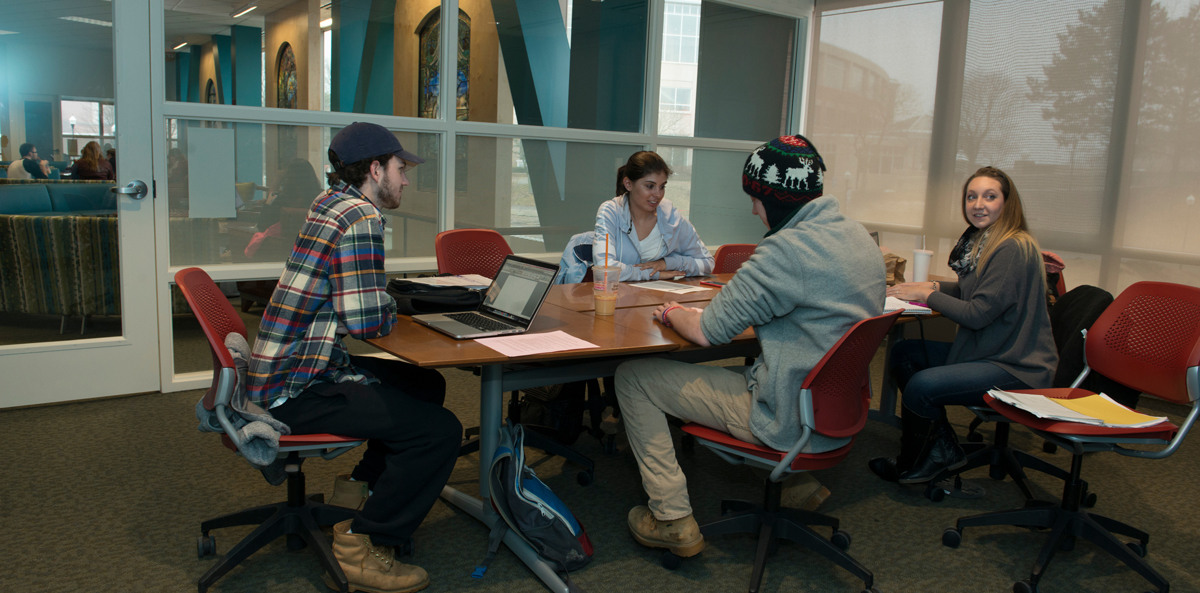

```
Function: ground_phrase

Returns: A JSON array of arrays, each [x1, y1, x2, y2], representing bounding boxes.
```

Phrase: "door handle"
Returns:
[[110, 180, 149, 200]]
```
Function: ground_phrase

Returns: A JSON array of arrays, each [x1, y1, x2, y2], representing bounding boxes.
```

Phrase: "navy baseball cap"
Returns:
[[328, 122, 425, 171]]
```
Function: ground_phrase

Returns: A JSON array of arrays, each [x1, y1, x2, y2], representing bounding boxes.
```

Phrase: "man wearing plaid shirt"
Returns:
[[249, 122, 460, 593]]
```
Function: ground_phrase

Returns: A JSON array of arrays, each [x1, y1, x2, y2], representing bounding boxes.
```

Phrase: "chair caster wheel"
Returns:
[[942, 527, 962, 548], [967, 431, 983, 443], [576, 470, 594, 486], [660, 550, 683, 570], [197, 534, 216, 559], [1014, 580, 1037, 593], [831, 530, 851, 550], [1042, 441, 1057, 454], [1081, 490, 1097, 508], [1126, 542, 1147, 558], [927, 486, 947, 502]]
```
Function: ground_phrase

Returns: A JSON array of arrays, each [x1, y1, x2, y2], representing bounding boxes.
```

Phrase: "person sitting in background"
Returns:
[[104, 144, 116, 173], [7, 143, 50, 180], [69, 141, 116, 180], [244, 158, 324, 259], [594, 151, 714, 281], [869, 166, 1057, 485], [614, 135, 884, 560]]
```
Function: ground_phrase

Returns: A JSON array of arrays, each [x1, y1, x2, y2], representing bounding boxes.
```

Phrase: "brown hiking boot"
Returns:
[[627, 506, 705, 557], [781, 472, 831, 512], [323, 520, 429, 593], [328, 474, 370, 510]]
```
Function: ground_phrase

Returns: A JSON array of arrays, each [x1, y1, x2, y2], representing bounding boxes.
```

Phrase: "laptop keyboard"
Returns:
[[446, 312, 516, 333]]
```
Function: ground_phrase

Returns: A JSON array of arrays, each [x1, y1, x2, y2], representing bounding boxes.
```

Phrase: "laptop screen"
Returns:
[[480, 257, 559, 324]]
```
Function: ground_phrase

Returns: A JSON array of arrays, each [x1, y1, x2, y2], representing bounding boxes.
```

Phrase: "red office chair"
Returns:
[[176, 267, 366, 593], [435, 228, 513, 278], [713, 243, 756, 274], [681, 309, 901, 593], [943, 281, 1200, 593]]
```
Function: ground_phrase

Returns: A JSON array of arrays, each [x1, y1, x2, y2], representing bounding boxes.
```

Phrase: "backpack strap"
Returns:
[[472, 521, 508, 579]]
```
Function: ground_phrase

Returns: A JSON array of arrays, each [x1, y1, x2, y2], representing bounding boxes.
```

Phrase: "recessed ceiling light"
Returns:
[[0, 30, 17, 35], [232, 5, 257, 18], [59, 16, 113, 27], [320, 18, 332, 28], [173, 41, 188, 50]]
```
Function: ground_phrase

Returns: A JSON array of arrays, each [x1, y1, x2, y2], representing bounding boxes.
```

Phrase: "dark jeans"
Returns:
[[890, 340, 1029, 419], [271, 355, 462, 547]]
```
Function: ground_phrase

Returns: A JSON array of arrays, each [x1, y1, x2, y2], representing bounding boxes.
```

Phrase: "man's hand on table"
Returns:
[[654, 301, 710, 347]]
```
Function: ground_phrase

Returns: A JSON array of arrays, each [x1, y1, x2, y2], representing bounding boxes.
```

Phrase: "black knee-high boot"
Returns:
[[868, 406, 932, 482], [897, 410, 966, 484]]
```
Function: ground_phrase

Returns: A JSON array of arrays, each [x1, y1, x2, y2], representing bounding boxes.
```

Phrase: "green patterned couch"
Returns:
[[0, 213, 121, 326]]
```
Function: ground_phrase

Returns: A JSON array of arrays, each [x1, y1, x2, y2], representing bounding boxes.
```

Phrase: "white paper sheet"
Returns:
[[406, 274, 493, 287], [884, 296, 932, 314], [628, 281, 711, 294], [475, 330, 600, 357], [987, 389, 1104, 425]]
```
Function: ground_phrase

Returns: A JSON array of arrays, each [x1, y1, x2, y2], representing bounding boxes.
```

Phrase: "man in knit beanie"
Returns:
[[742, 134, 827, 234], [612, 134, 885, 565]]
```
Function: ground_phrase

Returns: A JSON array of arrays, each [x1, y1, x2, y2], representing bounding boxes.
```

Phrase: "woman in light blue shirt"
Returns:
[[594, 151, 714, 282]]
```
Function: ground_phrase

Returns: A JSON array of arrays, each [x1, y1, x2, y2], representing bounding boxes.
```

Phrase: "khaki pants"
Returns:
[[614, 358, 762, 521]]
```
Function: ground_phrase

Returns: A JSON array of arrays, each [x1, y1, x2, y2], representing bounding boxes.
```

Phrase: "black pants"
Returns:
[[271, 356, 462, 547]]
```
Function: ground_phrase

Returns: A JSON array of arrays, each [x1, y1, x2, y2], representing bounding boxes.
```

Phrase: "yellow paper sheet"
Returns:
[[1055, 394, 1166, 427]]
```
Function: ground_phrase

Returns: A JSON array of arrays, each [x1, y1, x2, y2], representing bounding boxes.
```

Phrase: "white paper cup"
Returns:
[[912, 249, 933, 283]]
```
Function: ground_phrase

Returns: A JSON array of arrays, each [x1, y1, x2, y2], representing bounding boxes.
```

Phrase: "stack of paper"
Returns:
[[884, 296, 932, 314], [987, 389, 1167, 428], [629, 281, 711, 295], [407, 274, 492, 288]]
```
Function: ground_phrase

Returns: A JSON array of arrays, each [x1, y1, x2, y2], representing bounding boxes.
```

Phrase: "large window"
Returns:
[[60, 99, 116, 160], [810, 0, 1200, 293]]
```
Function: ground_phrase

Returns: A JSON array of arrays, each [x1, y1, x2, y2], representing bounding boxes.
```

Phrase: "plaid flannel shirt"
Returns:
[[247, 183, 397, 408]]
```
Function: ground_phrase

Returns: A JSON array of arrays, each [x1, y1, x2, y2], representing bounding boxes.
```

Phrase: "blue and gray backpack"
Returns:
[[474, 422, 594, 586]]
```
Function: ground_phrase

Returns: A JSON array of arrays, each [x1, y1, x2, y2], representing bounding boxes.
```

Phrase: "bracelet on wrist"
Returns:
[[661, 305, 681, 328]]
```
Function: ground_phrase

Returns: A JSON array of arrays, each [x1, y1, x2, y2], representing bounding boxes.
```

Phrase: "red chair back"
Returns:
[[434, 229, 514, 278], [1084, 281, 1200, 405], [175, 267, 248, 411], [713, 243, 756, 274], [803, 309, 903, 439]]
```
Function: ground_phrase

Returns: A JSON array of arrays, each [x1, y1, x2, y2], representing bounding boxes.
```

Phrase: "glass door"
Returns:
[[0, 1, 160, 405]]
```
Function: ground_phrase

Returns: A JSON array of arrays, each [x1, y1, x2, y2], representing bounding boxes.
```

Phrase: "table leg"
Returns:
[[868, 324, 902, 428], [438, 364, 571, 593]]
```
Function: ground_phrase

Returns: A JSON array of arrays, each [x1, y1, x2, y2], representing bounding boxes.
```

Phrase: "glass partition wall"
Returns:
[[158, 0, 811, 389]]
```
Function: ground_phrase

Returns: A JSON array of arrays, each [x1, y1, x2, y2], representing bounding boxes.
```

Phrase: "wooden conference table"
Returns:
[[366, 273, 756, 593]]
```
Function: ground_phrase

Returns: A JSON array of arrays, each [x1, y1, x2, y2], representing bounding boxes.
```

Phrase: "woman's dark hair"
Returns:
[[327, 153, 395, 188], [263, 158, 323, 227], [615, 151, 673, 196]]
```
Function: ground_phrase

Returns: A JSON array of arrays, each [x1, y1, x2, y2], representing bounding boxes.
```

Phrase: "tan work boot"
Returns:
[[323, 520, 429, 593], [328, 474, 370, 510], [781, 472, 831, 512], [627, 505, 705, 557]]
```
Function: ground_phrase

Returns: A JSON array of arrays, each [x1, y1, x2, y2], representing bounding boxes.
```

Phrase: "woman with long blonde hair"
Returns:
[[869, 166, 1057, 484], [70, 141, 115, 180]]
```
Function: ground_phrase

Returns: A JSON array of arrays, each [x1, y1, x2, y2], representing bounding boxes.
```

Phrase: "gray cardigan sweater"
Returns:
[[700, 196, 886, 451], [926, 238, 1058, 388]]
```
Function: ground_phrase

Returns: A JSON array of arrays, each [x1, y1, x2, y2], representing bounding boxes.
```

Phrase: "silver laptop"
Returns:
[[414, 255, 560, 339]]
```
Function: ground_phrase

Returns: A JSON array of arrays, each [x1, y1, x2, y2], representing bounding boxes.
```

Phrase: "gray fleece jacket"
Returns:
[[700, 196, 886, 451], [927, 238, 1058, 388]]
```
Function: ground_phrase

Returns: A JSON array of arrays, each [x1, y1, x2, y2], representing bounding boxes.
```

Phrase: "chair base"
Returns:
[[699, 481, 873, 593], [926, 422, 1072, 502], [197, 462, 359, 593], [947, 454, 1168, 593]]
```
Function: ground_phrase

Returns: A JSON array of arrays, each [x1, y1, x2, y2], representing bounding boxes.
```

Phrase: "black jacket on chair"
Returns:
[[1049, 285, 1141, 409]]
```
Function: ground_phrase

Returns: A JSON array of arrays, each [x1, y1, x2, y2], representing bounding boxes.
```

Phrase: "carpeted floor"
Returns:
[[3, 346, 1199, 593]]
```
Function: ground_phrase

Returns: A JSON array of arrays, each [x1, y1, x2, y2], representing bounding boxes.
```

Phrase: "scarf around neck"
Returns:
[[948, 226, 992, 278]]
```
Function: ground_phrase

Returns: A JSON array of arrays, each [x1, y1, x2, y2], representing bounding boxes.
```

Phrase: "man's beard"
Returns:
[[376, 171, 402, 210]]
